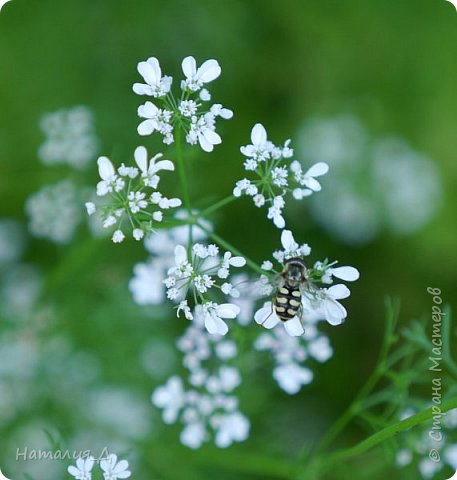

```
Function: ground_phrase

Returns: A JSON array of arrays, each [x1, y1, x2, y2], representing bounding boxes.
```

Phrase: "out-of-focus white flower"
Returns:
[[152, 376, 185, 424], [100, 453, 131, 480], [273, 363, 313, 394], [300, 115, 442, 244], [236, 123, 329, 228], [212, 412, 250, 448], [68, 457, 95, 480], [181, 56, 221, 92], [39, 106, 99, 170], [25, 179, 82, 244], [133, 57, 172, 98]]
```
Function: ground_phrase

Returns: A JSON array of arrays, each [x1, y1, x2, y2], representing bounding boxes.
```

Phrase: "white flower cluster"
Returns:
[[38, 106, 99, 170], [85, 146, 181, 243], [68, 453, 131, 480], [25, 179, 83, 244], [300, 114, 442, 245], [396, 408, 457, 479], [129, 214, 210, 305], [164, 243, 246, 335], [234, 123, 329, 228], [254, 320, 333, 394], [133, 56, 232, 152], [255, 230, 360, 335], [152, 307, 249, 449]]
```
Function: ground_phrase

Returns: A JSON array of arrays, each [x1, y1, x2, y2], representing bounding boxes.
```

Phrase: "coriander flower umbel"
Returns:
[[152, 307, 249, 449], [234, 123, 329, 228], [164, 244, 246, 335], [254, 230, 360, 335], [86, 146, 181, 242], [254, 321, 333, 394], [133, 55, 232, 151]]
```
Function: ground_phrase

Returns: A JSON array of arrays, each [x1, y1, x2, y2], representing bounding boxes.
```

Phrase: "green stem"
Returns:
[[198, 194, 237, 218], [306, 299, 399, 458], [174, 126, 193, 252], [197, 222, 265, 276], [317, 397, 457, 474]]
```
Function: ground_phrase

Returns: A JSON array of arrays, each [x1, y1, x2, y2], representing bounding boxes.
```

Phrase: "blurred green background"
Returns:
[[1, 0, 456, 479]]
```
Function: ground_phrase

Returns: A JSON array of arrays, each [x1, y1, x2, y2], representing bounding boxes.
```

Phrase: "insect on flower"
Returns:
[[257, 258, 312, 337], [255, 230, 360, 336]]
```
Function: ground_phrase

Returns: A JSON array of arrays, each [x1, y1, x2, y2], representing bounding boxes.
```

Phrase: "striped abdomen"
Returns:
[[274, 286, 301, 322]]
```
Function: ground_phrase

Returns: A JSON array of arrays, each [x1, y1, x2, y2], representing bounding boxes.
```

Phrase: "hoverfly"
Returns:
[[258, 257, 316, 335]]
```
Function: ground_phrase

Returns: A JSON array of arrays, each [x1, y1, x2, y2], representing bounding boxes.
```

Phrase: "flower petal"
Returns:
[[97, 156, 115, 180], [216, 303, 240, 319], [205, 313, 229, 335], [137, 119, 157, 136], [174, 245, 187, 264], [305, 162, 329, 178], [327, 284, 351, 300], [251, 123, 267, 145], [281, 230, 296, 250], [132, 83, 153, 95], [152, 160, 175, 172], [134, 146, 148, 173], [254, 303, 280, 329], [197, 59, 221, 83], [182, 56, 197, 78], [229, 256, 246, 267], [324, 298, 347, 325], [331, 266, 360, 282], [284, 316, 305, 336]]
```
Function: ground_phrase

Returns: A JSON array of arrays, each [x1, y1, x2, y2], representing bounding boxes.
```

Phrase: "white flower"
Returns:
[[181, 56, 221, 92], [152, 376, 185, 424], [133, 57, 172, 97], [129, 260, 165, 304], [100, 454, 131, 480], [202, 302, 240, 335], [177, 300, 193, 320], [254, 302, 305, 337], [291, 161, 329, 193], [39, 106, 99, 170], [68, 457, 95, 480], [96, 156, 124, 196], [240, 123, 272, 161], [26, 180, 82, 244], [137, 101, 174, 143], [267, 196, 286, 229], [133, 228, 144, 241], [179, 100, 198, 117], [134, 146, 174, 187], [273, 363, 313, 394], [112, 230, 125, 243], [445, 444, 457, 470], [273, 229, 311, 263], [212, 412, 250, 447], [187, 115, 222, 152], [319, 284, 351, 325], [261, 260, 273, 271], [85, 202, 96, 215], [180, 421, 208, 449]]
